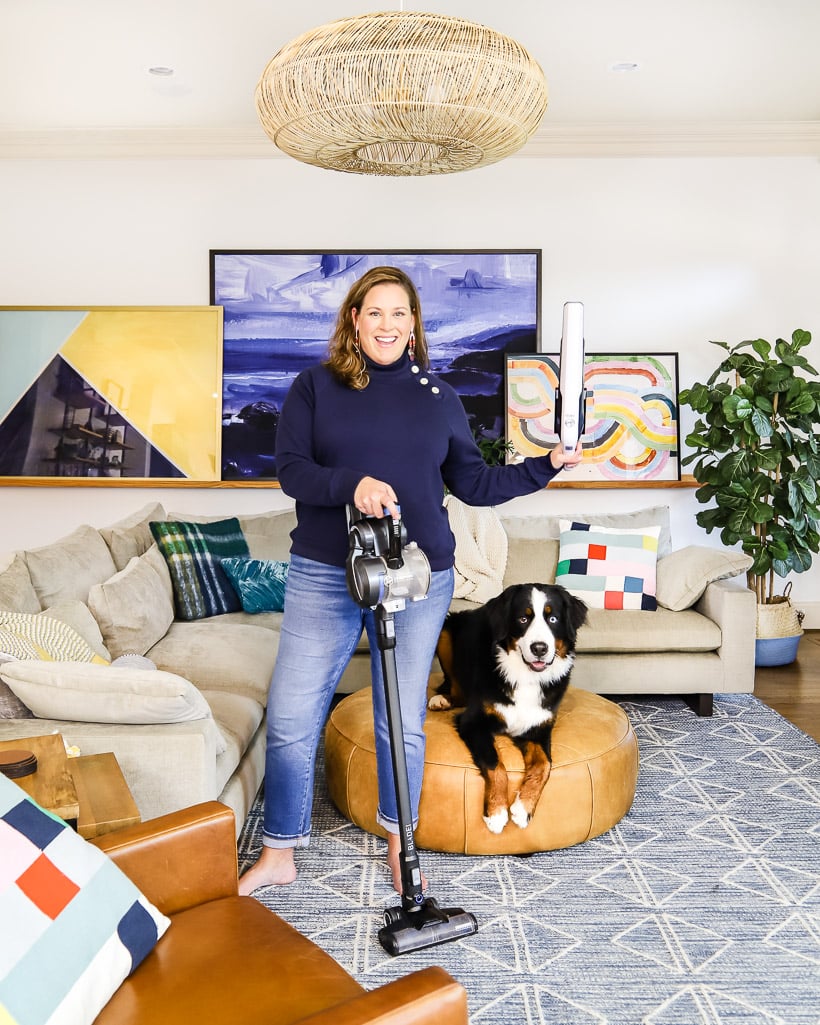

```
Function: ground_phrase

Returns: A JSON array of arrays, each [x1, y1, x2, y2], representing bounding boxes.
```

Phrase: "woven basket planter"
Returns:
[[755, 584, 804, 666]]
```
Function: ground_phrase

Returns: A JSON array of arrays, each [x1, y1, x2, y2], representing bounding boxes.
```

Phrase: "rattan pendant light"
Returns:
[[255, 10, 548, 176]]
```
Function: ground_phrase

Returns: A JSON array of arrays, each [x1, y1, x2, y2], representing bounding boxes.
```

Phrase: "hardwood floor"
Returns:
[[753, 629, 820, 743]]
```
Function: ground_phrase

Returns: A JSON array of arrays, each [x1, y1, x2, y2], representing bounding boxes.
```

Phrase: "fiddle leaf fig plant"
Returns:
[[679, 329, 820, 604]]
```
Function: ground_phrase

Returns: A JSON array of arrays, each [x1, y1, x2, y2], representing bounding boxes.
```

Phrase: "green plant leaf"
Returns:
[[722, 394, 753, 423], [751, 337, 772, 358], [750, 408, 772, 437]]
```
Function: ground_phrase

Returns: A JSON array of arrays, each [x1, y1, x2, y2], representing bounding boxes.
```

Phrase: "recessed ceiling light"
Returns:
[[148, 66, 174, 77], [610, 62, 640, 73]]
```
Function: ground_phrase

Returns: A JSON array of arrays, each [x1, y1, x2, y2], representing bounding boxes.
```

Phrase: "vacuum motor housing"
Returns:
[[346, 511, 430, 609]]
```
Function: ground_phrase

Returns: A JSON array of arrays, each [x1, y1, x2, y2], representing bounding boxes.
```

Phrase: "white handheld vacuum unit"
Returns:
[[554, 301, 587, 453]]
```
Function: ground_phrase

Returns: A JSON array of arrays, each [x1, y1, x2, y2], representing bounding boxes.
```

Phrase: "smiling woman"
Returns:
[[237, 263, 582, 898]]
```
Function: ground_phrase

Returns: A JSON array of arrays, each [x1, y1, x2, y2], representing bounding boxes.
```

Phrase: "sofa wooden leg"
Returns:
[[684, 693, 714, 717]]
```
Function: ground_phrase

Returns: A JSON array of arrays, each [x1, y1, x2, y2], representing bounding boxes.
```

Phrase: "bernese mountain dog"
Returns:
[[429, 583, 587, 834]]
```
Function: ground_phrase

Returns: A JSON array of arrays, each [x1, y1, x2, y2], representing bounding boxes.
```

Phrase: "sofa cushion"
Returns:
[[220, 558, 289, 614], [87, 546, 175, 659], [501, 504, 673, 557], [656, 545, 753, 611], [40, 601, 112, 662], [207, 609, 282, 631], [0, 661, 226, 752], [203, 690, 265, 796], [502, 538, 560, 589], [577, 606, 722, 652], [99, 502, 166, 572], [0, 772, 170, 1025], [149, 518, 249, 621], [0, 551, 41, 613], [147, 621, 279, 705], [556, 520, 661, 611], [0, 610, 110, 664], [24, 525, 117, 609]]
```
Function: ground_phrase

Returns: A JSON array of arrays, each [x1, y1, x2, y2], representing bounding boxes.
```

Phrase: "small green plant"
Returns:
[[679, 329, 820, 604], [473, 431, 514, 467]]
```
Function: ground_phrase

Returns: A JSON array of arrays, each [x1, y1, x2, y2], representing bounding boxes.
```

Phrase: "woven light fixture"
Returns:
[[255, 11, 548, 176]]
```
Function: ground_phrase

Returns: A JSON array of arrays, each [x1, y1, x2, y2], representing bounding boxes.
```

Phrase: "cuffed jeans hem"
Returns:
[[262, 833, 310, 850], [377, 810, 418, 835]]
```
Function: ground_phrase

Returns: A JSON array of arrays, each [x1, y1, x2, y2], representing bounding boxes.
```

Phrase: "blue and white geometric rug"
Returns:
[[238, 695, 820, 1025]]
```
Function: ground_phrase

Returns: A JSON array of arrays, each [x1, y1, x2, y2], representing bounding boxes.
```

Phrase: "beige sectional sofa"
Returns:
[[339, 502, 757, 716], [0, 499, 755, 837], [0, 503, 296, 834]]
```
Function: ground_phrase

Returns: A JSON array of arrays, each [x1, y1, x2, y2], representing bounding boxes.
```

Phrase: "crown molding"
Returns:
[[1, 121, 819, 160]]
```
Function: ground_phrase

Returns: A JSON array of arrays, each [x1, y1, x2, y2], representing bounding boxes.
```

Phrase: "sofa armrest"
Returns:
[[695, 578, 756, 688], [91, 801, 238, 915], [293, 966, 467, 1025]]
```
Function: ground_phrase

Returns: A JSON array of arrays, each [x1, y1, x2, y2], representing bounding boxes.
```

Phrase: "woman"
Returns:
[[239, 265, 582, 895]]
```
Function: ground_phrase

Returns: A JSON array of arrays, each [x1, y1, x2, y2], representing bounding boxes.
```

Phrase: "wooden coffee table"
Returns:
[[0, 733, 79, 821], [0, 734, 140, 838]]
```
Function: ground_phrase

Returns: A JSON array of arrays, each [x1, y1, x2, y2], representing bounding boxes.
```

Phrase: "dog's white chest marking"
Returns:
[[493, 677, 553, 737]]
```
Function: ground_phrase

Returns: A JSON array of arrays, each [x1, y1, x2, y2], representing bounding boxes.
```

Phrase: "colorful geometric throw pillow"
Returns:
[[555, 519, 661, 611], [220, 558, 289, 614], [0, 772, 170, 1025], [149, 518, 250, 621]]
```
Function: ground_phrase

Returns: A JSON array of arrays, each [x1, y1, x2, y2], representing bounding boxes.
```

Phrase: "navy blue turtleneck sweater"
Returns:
[[275, 354, 561, 571]]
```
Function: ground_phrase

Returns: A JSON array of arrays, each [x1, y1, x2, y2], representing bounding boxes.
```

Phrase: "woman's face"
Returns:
[[351, 282, 415, 366]]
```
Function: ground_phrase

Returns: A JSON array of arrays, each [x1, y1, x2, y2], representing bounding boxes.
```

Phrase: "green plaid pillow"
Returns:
[[149, 518, 249, 620]]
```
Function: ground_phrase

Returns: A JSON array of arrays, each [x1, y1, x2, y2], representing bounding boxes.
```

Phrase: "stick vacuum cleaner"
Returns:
[[346, 507, 479, 956], [553, 300, 587, 453]]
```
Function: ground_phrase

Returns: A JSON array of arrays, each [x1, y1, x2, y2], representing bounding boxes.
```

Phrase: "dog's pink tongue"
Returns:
[[530, 660, 547, 671]]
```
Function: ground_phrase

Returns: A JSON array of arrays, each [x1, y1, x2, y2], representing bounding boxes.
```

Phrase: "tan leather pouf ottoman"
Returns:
[[324, 683, 639, 855]]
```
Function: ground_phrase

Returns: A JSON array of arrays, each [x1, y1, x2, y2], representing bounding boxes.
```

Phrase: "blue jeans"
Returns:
[[262, 554, 454, 848]]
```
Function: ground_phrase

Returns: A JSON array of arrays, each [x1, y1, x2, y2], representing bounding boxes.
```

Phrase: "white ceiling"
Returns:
[[3, 0, 820, 159]]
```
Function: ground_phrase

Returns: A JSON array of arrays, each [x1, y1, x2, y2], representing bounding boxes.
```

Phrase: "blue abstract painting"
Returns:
[[210, 250, 540, 481]]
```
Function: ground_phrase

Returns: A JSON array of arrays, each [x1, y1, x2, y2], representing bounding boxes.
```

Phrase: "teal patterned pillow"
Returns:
[[220, 558, 289, 614], [149, 518, 249, 620]]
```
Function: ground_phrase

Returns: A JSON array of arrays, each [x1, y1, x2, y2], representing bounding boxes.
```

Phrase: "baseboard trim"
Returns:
[[795, 601, 819, 630]]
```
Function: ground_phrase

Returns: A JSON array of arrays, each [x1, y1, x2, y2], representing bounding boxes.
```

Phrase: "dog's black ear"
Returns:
[[566, 593, 588, 634], [484, 587, 515, 644]]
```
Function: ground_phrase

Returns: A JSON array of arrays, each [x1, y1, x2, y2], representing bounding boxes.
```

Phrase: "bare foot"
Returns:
[[386, 833, 428, 895], [238, 846, 297, 894]]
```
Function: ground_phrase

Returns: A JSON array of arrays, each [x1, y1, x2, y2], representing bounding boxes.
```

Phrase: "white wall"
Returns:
[[1, 154, 818, 623]]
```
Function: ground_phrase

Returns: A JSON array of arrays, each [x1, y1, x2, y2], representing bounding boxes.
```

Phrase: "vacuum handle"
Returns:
[[374, 605, 425, 910]]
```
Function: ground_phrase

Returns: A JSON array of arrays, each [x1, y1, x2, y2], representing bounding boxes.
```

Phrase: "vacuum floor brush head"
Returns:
[[378, 898, 478, 956]]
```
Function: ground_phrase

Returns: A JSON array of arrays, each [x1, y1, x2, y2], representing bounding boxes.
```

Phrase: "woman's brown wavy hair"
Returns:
[[325, 265, 428, 390]]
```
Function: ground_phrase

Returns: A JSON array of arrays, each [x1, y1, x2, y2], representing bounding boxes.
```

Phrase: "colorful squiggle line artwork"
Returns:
[[505, 353, 680, 482]]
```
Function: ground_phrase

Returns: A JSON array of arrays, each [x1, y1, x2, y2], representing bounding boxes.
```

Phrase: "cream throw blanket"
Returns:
[[444, 495, 508, 603]]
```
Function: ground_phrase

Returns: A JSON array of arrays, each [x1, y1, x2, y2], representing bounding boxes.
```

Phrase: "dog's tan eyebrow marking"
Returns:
[[544, 605, 552, 615]]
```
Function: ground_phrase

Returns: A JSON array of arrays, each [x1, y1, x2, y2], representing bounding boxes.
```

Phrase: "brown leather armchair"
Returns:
[[91, 802, 468, 1025]]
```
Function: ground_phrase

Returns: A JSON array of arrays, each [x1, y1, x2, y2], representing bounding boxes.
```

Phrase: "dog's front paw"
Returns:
[[427, 694, 452, 711], [510, 795, 532, 829], [483, 808, 509, 834]]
